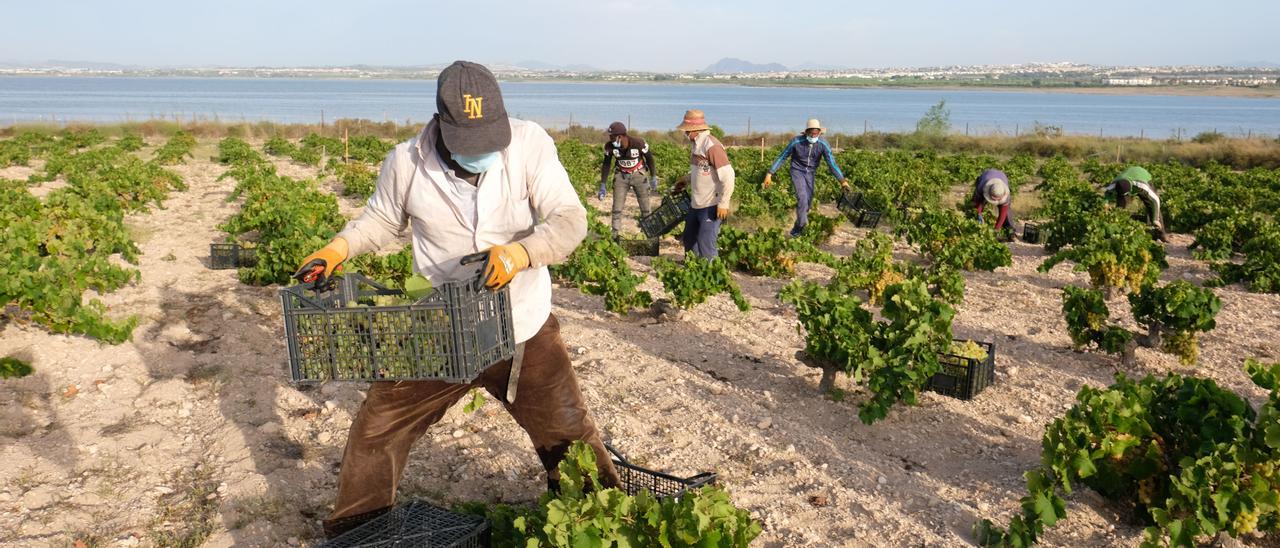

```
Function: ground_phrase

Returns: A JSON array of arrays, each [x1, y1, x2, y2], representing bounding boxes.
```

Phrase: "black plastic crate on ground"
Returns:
[[619, 237, 660, 257], [640, 192, 692, 238], [927, 340, 996, 400], [854, 209, 882, 229], [605, 443, 717, 498], [322, 501, 489, 548], [281, 273, 515, 384], [209, 242, 257, 269], [1022, 222, 1048, 245]]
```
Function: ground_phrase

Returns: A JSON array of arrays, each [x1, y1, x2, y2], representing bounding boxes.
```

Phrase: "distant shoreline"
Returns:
[[731, 82, 1280, 99], [3, 73, 1278, 99]]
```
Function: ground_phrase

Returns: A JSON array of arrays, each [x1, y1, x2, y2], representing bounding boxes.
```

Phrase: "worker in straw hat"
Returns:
[[672, 109, 735, 258], [1103, 165, 1168, 242], [764, 119, 848, 237], [970, 168, 1016, 237]]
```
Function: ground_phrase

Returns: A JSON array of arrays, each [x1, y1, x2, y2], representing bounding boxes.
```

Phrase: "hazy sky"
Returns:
[[4, 0, 1277, 71]]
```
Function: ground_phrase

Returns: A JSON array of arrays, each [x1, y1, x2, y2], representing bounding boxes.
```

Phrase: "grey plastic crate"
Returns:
[[927, 340, 996, 400], [605, 444, 717, 498], [322, 501, 489, 548], [640, 192, 692, 238], [281, 273, 514, 384], [209, 242, 256, 269]]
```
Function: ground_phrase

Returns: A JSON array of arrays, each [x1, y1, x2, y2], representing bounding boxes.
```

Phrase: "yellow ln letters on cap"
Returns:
[[463, 94, 483, 119]]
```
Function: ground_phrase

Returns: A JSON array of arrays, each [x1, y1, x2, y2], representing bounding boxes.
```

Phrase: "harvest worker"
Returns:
[[293, 61, 621, 539], [672, 109, 735, 258], [971, 168, 1015, 236], [597, 121, 659, 238], [763, 119, 848, 237], [1104, 166, 1168, 242]]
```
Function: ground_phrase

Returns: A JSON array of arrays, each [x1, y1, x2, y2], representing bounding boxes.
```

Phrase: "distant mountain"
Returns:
[[515, 60, 600, 72], [701, 58, 788, 74]]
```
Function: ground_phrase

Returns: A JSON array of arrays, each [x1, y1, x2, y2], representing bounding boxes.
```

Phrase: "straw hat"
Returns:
[[676, 109, 711, 131], [983, 179, 1010, 205], [806, 119, 822, 130]]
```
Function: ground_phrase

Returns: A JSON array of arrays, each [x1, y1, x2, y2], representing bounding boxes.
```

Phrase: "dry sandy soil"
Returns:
[[2, 140, 1279, 547]]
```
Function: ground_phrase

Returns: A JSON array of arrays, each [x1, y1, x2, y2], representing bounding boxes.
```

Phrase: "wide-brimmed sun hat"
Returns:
[[983, 179, 1010, 204], [676, 109, 711, 132]]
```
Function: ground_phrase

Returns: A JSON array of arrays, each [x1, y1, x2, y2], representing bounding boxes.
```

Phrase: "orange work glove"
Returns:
[[716, 206, 730, 220], [762, 173, 773, 189], [460, 243, 530, 291], [293, 238, 349, 290], [840, 179, 850, 189]]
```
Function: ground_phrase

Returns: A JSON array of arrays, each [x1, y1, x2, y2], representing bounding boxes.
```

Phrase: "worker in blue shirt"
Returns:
[[763, 119, 848, 237]]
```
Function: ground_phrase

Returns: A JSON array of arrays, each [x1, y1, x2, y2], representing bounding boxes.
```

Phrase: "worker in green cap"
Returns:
[[1103, 166, 1167, 242]]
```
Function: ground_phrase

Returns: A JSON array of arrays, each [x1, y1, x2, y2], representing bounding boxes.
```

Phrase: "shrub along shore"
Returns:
[[4, 118, 1280, 170]]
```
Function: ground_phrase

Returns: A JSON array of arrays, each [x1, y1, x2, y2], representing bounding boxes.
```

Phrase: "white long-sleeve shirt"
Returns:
[[688, 131, 735, 209], [1103, 179, 1164, 230], [337, 118, 587, 343]]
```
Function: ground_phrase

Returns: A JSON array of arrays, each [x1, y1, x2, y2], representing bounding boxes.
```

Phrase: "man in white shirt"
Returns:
[[294, 61, 621, 538]]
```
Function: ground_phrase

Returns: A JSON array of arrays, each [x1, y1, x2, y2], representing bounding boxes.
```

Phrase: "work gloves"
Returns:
[[293, 238, 349, 290], [461, 243, 530, 291], [597, 182, 607, 200], [762, 173, 773, 189], [716, 206, 730, 220], [649, 177, 658, 192]]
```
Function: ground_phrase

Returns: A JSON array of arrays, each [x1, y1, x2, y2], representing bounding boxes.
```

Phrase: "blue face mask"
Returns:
[[806, 136, 819, 144], [451, 151, 501, 173]]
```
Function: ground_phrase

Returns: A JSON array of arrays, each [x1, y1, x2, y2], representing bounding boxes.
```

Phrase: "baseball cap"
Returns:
[[435, 61, 511, 155]]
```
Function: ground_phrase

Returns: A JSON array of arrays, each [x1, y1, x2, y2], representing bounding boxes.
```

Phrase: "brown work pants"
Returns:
[[323, 313, 619, 532]]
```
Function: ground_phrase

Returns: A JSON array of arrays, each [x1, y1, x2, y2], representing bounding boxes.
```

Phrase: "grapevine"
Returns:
[[458, 441, 761, 547], [1060, 285, 1134, 361], [1039, 209, 1167, 294], [216, 137, 347, 285], [652, 253, 750, 312], [780, 277, 954, 424], [1128, 281, 1222, 365], [550, 215, 653, 314], [977, 361, 1280, 547]]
